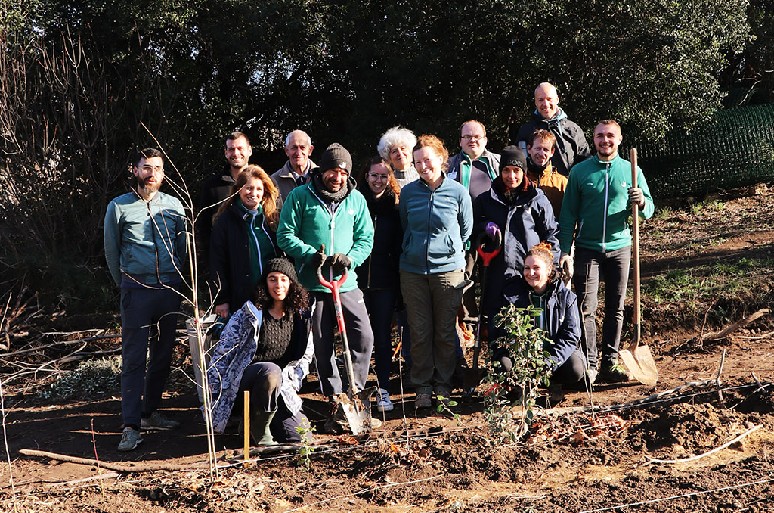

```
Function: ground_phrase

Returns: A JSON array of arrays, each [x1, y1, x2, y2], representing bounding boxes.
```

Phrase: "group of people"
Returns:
[[103, 81, 655, 451]]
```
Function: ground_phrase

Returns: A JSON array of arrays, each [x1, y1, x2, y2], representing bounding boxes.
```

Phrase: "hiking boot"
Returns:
[[548, 383, 565, 404], [118, 427, 143, 452], [141, 411, 180, 431], [415, 392, 432, 410], [376, 388, 394, 413], [599, 363, 630, 383]]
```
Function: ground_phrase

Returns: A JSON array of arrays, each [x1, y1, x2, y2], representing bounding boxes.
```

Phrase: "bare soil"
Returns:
[[1, 185, 773, 512]]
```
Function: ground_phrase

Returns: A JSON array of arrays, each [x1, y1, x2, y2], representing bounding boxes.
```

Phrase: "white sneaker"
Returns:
[[376, 388, 394, 412]]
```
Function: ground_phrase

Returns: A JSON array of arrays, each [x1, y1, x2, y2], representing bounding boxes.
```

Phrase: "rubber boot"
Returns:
[[250, 410, 278, 446]]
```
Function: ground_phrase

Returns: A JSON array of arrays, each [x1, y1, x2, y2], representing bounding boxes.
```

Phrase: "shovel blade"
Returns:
[[619, 344, 658, 386], [334, 391, 373, 436]]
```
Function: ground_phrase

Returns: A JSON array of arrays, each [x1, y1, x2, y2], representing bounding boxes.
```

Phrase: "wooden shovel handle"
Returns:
[[630, 148, 641, 343]]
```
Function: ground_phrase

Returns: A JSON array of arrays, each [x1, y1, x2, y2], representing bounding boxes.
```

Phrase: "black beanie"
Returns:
[[499, 145, 527, 174], [318, 143, 353, 174], [263, 257, 299, 284]]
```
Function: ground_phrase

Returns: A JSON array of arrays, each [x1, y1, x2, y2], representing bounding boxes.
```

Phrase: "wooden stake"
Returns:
[[243, 390, 250, 467]]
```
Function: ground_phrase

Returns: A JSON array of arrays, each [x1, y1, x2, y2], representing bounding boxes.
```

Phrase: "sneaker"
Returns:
[[599, 363, 630, 383], [376, 388, 394, 413], [586, 368, 598, 385], [117, 427, 143, 452], [141, 411, 180, 431], [415, 392, 432, 409]]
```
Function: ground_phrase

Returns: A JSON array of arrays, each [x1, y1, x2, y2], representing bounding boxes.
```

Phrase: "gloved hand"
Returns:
[[559, 252, 574, 285], [628, 187, 645, 208], [309, 244, 326, 269], [485, 222, 502, 247], [329, 253, 351, 274]]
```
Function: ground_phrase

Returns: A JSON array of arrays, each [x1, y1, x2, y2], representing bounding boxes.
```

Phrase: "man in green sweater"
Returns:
[[558, 120, 655, 384]]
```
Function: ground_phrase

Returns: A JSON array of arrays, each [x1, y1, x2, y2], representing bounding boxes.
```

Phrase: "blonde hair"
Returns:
[[414, 134, 449, 171], [526, 242, 557, 281]]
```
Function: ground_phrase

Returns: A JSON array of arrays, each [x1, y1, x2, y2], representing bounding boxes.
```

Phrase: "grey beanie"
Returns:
[[318, 143, 353, 174], [499, 145, 527, 174]]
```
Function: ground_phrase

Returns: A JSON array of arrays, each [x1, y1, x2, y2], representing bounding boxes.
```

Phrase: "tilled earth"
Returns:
[[1, 186, 773, 512]]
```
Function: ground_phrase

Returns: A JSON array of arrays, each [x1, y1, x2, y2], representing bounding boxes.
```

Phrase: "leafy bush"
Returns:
[[39, 357, 121, 400]]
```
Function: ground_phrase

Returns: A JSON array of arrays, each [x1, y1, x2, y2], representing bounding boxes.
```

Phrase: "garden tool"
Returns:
[[317, 263, 374, 435], [619, 148, 659, 386], [463, 232, 502, 394]]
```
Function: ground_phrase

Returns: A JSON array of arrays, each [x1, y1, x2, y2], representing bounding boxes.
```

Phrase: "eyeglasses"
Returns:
[[368, 173, 389, 181], [461, 135, 484, 141], [141, 165, 163, 172]]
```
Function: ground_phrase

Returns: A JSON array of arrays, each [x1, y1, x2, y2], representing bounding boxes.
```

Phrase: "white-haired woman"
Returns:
[[378, 126, 419, 188]]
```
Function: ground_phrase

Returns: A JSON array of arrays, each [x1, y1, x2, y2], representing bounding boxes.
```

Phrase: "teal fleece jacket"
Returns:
[[399, 174, 473, 275], [558, 155, 655, 253], [277, 181, 374, 293], [103, 190, 188, 286]]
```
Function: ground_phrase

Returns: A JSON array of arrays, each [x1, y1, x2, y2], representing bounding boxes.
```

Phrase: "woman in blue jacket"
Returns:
[[473, 146, 559, 334], [496, 243, 586, 399], [400, 135, 473, 409]]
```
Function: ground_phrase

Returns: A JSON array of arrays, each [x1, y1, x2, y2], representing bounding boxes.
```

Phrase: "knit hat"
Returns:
[[499, 145, 527, 174], [317, 143, 353, 174], [263, 257, 299, 284]]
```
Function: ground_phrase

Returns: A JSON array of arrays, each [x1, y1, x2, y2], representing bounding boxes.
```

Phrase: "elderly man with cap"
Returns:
[[277, 143, 375, 432], [472, 145, 560, 336], [511, 82, 590, 176]]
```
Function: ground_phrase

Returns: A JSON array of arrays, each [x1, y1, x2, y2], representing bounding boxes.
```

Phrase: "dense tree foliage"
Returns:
[[0, 0, 767, 310]]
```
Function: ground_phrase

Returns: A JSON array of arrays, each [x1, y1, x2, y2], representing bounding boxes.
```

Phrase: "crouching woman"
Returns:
[[498, 243, 586, 396], [207, 257, 314, 445]]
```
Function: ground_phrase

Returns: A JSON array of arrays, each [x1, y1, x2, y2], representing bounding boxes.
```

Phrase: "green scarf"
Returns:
[[236, 199, 276, 290]]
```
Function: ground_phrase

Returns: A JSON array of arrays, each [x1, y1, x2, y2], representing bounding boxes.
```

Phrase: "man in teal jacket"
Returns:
[[104, 148, 187, 451], [277, 143, 375, 432], [558, 120, 654, 384]]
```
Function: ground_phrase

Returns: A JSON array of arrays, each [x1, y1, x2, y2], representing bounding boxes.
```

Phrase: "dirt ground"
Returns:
[[1, 186, 773, 512]]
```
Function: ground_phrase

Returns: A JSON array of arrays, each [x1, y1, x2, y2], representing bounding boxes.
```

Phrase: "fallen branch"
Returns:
[[19, 448, 212, 473], [702, 308, 770, 342], [646, 424, 762, 464], [47, 472, 120, 487]]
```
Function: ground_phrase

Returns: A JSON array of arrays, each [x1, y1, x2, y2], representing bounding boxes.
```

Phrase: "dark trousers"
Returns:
[[120, 286, 181, 428], [363, 288, 397, 391], [311, 288, 374, 396], [573, 246, 631, 369], [237, 362, 308, 443], [496, 349, 585, 386]]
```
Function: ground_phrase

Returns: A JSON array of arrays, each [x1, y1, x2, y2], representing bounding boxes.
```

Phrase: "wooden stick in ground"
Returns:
[[243, 390, 250, 467], [716, 349, 727, 403]]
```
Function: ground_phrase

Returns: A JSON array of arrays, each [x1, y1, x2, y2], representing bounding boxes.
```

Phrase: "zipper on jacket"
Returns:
[[424, 187, 434, 274]]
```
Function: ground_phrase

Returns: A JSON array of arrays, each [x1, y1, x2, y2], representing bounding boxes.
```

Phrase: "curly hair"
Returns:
[[414, 134, 449, 171], [526, 242, 557, 282], [377, 126, 417, 162], [253, 274, 309, 314], [214, 165, 279, 229]]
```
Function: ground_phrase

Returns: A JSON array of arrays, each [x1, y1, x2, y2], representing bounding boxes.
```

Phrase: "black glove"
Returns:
[[329, 253, 351, 274], [309, 244, 326, 269]]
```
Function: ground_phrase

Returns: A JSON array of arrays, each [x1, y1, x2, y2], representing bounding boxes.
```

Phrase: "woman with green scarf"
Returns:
[[210, 165, 280, 319]]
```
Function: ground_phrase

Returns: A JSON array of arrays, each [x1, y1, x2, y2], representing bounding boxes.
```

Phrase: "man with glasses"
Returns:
[[272, 129, 316, 201], [104, 148, 187, 451], [447, 120, 500, 201], [510, 82, 590, 176]]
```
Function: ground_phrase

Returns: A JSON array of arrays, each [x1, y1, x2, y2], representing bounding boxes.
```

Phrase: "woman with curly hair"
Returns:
[[210, 165, 280, 319], [208, 257, 314, 445], [399, 134, 472, 409], [356, 156, 403, 412]]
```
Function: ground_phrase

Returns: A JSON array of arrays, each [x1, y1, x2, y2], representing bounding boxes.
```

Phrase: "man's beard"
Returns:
[[139, 176, 161, 193]]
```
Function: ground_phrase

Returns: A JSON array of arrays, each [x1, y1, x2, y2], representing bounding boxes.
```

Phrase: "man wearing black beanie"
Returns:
[[277, 143, 375, 433]]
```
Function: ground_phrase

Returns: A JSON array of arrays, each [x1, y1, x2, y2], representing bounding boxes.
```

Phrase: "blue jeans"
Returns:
[[120, 286, 181, 428], [363, 288, 397, 391], [573, 246, 631, 370]]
